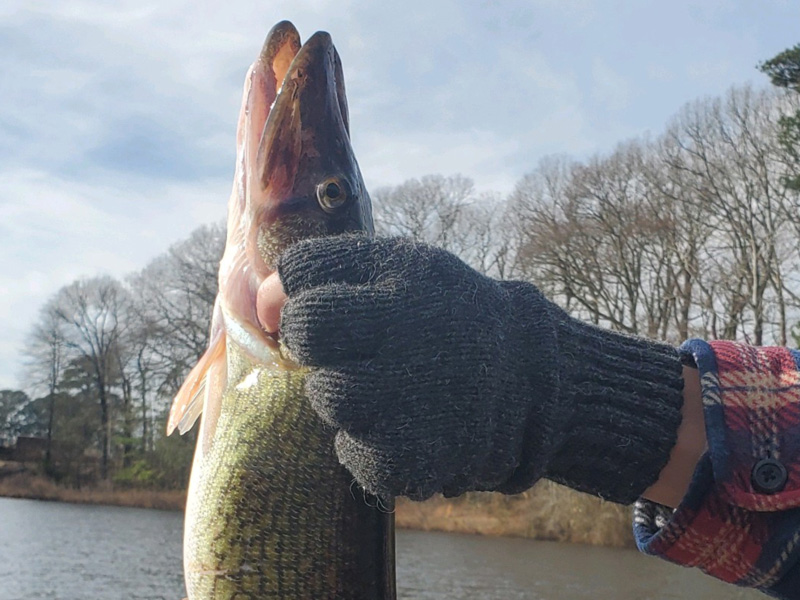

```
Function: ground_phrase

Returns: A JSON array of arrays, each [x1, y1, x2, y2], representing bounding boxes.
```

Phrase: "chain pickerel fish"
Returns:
[[167, 21, 396, 600]]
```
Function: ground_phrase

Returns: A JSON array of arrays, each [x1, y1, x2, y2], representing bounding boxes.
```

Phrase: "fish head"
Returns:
[[168, 22, 373, 435], [223, 24, 373, 354], [243, 28, 373, 275]]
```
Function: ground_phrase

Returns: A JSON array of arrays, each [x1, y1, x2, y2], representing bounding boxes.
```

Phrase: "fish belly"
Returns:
[[184, 342, 395, 599]]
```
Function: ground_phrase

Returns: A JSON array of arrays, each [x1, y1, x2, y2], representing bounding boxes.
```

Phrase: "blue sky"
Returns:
[[2, 0, 799, 389]]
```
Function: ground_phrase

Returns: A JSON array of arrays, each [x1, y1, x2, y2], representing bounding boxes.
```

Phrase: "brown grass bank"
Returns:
[[0, 472, 185, 511], [394, 480, 634, 548], [1, 467, 632, 548]]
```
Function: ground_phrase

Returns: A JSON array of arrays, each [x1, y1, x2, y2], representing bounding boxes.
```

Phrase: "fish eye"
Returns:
[[316, 177, 351, 212]]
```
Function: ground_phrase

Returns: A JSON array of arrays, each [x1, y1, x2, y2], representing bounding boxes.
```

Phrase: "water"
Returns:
[[0, 497, 762, 600], [396, 530, 762, 599]]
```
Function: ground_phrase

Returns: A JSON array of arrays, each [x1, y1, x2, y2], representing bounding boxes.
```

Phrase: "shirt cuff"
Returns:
[[634, 340, 800, 592]]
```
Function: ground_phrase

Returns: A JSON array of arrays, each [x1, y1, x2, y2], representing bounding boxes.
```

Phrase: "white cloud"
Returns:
[[530, 0, 598, 26], [646, 64, 674, 82], [517, 51, 579, 94], [358, 128, 522, 194]]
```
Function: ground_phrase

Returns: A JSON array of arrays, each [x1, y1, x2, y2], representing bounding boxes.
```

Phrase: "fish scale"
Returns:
[[184, 344, 393, 598]]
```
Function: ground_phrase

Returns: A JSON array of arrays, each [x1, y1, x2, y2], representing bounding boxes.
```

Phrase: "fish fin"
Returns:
[[167, 328, 227, 436], [198, 341, 228, 453], [176, 380, 205, 436]]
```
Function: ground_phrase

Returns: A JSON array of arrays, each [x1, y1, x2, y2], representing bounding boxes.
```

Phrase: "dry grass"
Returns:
[[0, 472, 185, 511], [395, 480, 634, 548]]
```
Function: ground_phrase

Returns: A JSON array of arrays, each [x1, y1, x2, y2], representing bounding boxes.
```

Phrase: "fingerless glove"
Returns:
[[279, 236, 684, 503]]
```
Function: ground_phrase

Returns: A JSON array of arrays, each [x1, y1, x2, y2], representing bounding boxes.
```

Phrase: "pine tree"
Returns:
[[759, 44, 800, 190]]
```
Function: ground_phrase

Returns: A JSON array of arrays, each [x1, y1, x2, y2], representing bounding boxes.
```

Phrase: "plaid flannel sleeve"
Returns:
[[634, 340, 800, 599]]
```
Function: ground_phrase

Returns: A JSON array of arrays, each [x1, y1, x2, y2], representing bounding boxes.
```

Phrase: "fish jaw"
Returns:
[[166, 22, 301, 438], [225, 28, 374, 350], [168, 26, 373, 435], [248, 30, 374, 278], [217, 21, 304, 354]]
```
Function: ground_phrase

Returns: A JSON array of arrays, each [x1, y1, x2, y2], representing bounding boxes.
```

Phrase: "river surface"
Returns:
[[0, 497, 762, 599]]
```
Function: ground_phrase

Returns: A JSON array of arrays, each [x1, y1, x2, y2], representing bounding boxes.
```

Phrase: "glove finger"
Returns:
[[280, 282, 408, 367], [334, 430, 440, 501], [277, 235, 419, 295], [305, 366, 392, 434]]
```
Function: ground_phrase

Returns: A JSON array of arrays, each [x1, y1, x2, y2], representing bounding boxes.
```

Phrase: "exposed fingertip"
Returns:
[[256, 271, 286, 334]]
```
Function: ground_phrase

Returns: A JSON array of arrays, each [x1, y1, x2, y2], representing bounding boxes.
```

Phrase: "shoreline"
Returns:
[[0, 472, 186, 511], [394, 486, 635, 548], [0, 470, 634, 548]]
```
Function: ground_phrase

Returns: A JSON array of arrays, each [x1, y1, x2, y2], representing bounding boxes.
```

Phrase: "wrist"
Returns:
[[641, 366, 706, 508]]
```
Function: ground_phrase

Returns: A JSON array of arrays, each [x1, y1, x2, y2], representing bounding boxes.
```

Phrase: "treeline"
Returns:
[[5, 225, 225, 488], [511, 86, 800, 344], [379, 84, 800, 345], [3, 53, 800, 491]]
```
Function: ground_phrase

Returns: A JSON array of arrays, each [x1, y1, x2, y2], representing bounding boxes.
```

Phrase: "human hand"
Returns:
[[256, 270, 286, 336], [267, 236, 685, 504]]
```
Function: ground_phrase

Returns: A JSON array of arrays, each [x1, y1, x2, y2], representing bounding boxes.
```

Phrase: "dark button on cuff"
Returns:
[[751, 458, 788, 494]]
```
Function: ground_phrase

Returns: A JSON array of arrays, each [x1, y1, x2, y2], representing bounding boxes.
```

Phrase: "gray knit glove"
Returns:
[[278, 236, 684, 503]]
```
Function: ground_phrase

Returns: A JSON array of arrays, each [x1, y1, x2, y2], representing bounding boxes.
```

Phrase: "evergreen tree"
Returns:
[[0, 390, 36, 443], [759, 44, 800, 190]]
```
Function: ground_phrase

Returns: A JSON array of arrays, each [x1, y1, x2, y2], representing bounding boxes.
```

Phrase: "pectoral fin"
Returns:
[[168, 317, 227, 436]]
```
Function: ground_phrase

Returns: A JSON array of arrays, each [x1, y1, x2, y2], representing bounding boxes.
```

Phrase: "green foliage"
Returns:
[[0, 389, 41, 441], [112, 458, 158, 488], [759, 44, 800, 91], [44, 391, 100, 485], [776, 111, 800, 190], [146, 430, 195, 489], [108, 423, 195, 489], [759, 44, 800, 190], [13, 396, 48, 438]]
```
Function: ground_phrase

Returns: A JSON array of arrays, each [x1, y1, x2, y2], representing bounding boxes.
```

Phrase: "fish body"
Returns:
[[168, 22, 395, 599]]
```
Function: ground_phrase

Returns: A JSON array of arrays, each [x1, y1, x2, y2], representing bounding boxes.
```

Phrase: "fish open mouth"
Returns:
[[168, 21, 374, 437], [167, 21, 373, 436], [210, 22, 376, 349]]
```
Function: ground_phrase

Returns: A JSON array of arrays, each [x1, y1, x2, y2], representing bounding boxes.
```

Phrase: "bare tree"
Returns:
[[507, 85, 800, 348], [374, 174, 474, 251], [22, 300, 67, 472], [128, 222, 224, 410], [458, 193, 515, 278], [641, 135, 716, 342], [53, 276, 130, 479], [119, 300, 162, 454], [510, 146, 686, 337], [374, 174, 511, 277], [664, 86, 799, 344], [507, 155, 573, 290]]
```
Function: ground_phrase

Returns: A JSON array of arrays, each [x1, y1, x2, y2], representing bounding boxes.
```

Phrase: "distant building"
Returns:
[[0, 441, 13, 460], [13, 436, 47, 462]]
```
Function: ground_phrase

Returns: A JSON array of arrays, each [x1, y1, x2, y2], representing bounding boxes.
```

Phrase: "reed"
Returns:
[[394, 480, 634, 548], [0, 473, 186, 511]]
